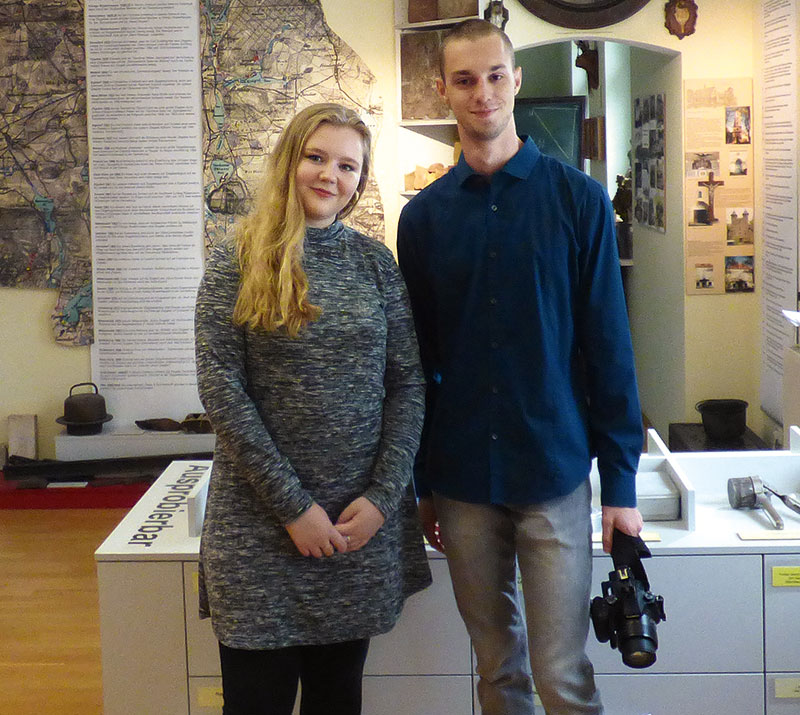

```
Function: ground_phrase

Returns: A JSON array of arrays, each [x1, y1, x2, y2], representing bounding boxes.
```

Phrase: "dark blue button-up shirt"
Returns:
[[397, 137, 642, 507]]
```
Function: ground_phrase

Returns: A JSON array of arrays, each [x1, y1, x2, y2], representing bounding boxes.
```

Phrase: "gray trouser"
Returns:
[[434, 480, 602, 715]]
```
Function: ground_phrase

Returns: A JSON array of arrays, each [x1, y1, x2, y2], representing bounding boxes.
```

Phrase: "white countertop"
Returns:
[[95, 430, 800, 562]]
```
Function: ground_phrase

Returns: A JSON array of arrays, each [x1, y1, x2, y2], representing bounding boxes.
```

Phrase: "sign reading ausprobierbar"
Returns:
[[95, 460, 211, 561]]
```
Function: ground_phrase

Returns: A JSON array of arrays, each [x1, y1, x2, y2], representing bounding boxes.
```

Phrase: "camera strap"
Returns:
[[609, 530, 652, 590]]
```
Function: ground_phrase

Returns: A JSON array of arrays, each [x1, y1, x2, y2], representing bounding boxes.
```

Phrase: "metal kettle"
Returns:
[[56, 382, 113, 435]]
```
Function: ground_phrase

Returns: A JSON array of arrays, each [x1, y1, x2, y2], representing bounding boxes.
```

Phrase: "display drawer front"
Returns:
[[596, 673, 764, 714], [184, 562, 222, 676], [363, 675, 473, 715], [365, 557, 472, 675], [588, 554, 763, 674], [190, 675, 472, 715], [764, 555, 800, 672]]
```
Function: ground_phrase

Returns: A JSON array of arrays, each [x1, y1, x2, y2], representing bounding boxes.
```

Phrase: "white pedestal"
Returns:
[[56, 427, 214, 461]]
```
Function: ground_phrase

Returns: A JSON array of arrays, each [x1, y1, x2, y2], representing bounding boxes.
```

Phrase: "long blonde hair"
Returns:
[[232, 103, 371, 337]]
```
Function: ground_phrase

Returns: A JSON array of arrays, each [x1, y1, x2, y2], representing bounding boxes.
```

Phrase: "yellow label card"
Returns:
[[772, 566, 800, 587], [197, 686, 224, 707], [775, 678, 800, 699]]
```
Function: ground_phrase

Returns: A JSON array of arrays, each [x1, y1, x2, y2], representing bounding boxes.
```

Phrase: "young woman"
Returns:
[[194, 103, 431, 715]]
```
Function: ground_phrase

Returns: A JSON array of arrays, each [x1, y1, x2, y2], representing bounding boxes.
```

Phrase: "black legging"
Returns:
[[218, 638, 370, 715]]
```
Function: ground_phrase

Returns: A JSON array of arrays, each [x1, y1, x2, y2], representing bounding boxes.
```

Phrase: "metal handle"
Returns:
[[69, 381, 99, 396], [756, 494, 784, 530], [782, 493, 800, 515], [763, 482, 800, 517]]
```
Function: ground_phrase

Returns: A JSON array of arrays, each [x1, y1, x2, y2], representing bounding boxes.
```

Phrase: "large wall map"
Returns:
[[200, 0, 385, 247], [1, 0, 384, 349], [0, 0, 92, 345]]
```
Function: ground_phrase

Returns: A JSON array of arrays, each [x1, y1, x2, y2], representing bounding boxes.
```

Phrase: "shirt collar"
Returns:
[[454, 136, 540, 186]]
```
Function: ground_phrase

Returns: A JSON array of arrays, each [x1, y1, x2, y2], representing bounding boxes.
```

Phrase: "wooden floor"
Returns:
[[0, 508, 129, 715]]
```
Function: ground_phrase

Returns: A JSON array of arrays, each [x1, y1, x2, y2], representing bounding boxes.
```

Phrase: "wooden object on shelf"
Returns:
[[401, 30, 451, 120], [438, 0, 478, 19], [581, 116, 606, 161], [408, 0, 478, 22], [8, 414, 37, 460], [408, 0, 438, 22], [405, 163, 452, 191]]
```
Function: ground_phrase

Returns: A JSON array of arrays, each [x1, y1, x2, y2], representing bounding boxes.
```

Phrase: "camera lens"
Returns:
[[621, 637, 657, 668], [619, 614, 659, 668]]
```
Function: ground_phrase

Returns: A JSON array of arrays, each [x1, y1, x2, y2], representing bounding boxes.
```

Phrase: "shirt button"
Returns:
[[491, 205, 498, 212], [491, 433, 498, 440], [489, 250, 497, 259], [491, 341, 498, 349], [489, 297, 497, 305], [492, 386, 499, 394]]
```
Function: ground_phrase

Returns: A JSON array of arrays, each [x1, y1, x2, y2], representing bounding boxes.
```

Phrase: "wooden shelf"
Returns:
[[397, 14, 479, 30]]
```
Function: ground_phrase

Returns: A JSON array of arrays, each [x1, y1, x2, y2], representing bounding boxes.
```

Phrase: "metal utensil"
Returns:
[[762, 483, 800, 516], [727, 476, 784, 529]]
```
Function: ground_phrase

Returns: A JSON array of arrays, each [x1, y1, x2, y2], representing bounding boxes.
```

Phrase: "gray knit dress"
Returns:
[[194, 221, 432, 650]]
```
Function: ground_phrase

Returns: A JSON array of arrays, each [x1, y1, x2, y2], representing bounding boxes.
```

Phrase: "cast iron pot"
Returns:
[[695, 398, 748, 441], [56, 382, 113, 436]]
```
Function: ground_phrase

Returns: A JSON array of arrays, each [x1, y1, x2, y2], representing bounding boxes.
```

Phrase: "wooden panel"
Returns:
[[8, 413, 38, 459], [0, 508, 126, 715]]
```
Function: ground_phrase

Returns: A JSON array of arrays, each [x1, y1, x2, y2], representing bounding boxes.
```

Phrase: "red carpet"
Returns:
[[0, 473, 151, 509]]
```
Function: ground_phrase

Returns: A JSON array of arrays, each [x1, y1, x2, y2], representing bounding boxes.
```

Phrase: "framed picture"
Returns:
[[513, 96, 586, 169]]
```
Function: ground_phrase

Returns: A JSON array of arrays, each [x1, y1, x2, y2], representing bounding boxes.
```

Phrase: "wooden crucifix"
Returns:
[[697, 171, 725, 223]]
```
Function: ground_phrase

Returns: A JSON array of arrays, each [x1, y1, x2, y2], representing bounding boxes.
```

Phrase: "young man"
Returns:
[[397, 19, 644, 715]]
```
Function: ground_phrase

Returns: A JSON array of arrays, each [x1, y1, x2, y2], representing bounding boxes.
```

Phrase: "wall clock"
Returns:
[[518, 0, 651, 29]]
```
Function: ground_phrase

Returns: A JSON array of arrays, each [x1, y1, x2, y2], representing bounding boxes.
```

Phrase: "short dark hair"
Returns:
[[438, 19, 516, 79]]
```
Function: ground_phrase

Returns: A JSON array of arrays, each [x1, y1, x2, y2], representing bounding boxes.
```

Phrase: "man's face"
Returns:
[[437, 34, 521, 143]]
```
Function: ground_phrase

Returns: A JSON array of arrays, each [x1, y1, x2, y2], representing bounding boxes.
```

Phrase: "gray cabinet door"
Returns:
[[764, 554, 800, 672], [596, 673, 764, 714], [588, 553, 763, 674]]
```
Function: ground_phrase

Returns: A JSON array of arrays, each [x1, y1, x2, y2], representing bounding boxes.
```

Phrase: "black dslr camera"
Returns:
[[590, 529, 666, 668]]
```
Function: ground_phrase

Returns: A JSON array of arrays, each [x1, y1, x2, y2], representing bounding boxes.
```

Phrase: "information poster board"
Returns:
[[683, 78, 754, 297]]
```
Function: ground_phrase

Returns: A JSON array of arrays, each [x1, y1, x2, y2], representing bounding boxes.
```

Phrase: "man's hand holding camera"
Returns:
[[601, 505, 644, 553]]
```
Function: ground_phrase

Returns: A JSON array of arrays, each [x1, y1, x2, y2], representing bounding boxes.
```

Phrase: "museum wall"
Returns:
[[500, 0, 762, 440], [0, 0, 766, 458], [627, 46, 686, 436]]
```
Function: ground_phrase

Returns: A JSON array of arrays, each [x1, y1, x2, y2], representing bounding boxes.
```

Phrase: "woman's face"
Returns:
[[295, 123, 364, 228]]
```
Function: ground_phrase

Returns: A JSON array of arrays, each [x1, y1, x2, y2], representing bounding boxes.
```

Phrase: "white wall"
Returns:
[[627, 47, 686, 435], [0, 0, 766, 457], [604, 42, 632, 192]]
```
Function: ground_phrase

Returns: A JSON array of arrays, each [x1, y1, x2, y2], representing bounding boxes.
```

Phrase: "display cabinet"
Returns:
[[96, 429, 800, 714], [95, 461, 473, 715]]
